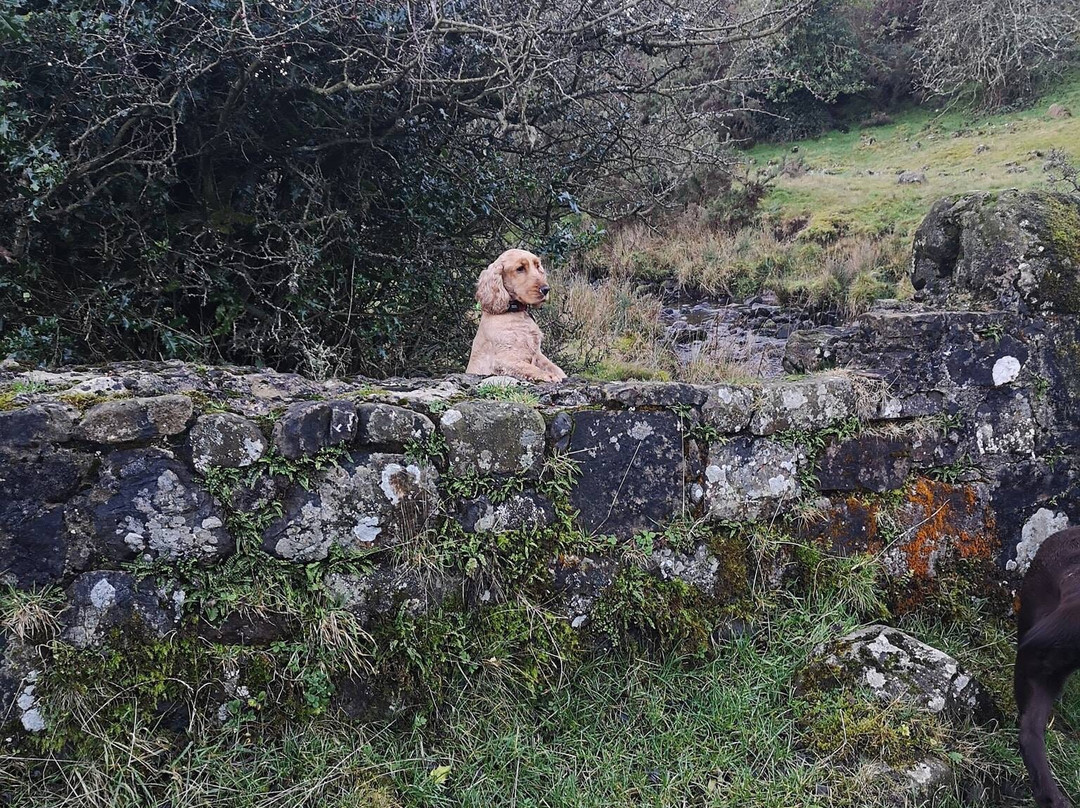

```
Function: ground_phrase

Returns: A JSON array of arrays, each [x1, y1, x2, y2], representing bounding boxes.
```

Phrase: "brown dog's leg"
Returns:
[[1016, 608, 1078, 808], [533, 353, 566, 382]]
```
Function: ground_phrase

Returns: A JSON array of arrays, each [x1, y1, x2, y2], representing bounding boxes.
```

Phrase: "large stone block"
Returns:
[[0, 449, 96, 588], [974, 390, 1035, 456], [817, 434, 911, 492], [272, 400, 357, 460], [601, 381, 708, 408], [567, 410, 686, 537], [188, 413, 267, 473], [356, 403, 434, 452], [455, 491, 553, 534], [750, 376, 854, 435], [263, 453, 439, 561], [439, 401, 545, 477], [72, 450, 232, 563], [701, 385, 755, 433], [61, 570, 177, 649], [76, 395, 193, 444], [704, 437, 806, 521], [0, 404, 75, 449]]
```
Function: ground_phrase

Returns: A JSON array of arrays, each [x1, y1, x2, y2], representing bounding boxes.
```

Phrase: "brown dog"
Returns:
[[1016, 526, 1080, 808], [466, 248, 567, 383]]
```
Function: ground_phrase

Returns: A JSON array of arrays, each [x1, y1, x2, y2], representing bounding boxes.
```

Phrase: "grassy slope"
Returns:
[[749, 74, 1080, 241]]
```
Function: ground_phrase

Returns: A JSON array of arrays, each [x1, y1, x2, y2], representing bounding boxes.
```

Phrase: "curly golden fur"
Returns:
[[466, 248, 567, 383]]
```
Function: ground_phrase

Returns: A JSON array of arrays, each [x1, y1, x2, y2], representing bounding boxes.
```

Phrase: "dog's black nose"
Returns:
[[540, 286, 550, 295]]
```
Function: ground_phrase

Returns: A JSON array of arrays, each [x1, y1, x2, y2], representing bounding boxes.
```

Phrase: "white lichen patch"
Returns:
[[992, 355, 1022, 386], [118, 469, 224, 560], [1008, 507, 1070, 573], [89, 578, 117, 609], [628, 420, 655, 441], [440, 409, 463, 427]]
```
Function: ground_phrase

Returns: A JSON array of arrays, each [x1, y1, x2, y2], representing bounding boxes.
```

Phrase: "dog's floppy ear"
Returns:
[[476, 256, 510, 314]]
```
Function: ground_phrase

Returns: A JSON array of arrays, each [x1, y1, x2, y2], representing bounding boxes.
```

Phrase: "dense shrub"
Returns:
[[0, 0, 815, 375]]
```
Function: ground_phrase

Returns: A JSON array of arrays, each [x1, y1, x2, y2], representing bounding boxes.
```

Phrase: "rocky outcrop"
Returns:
[[911, 190, 1080, 314]]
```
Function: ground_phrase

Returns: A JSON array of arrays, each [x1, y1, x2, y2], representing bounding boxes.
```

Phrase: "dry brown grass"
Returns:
[[543, 269, 760, 383], [584, 206, 906, 314]]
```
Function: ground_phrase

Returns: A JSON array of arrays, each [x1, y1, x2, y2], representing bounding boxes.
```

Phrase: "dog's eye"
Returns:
[[516, 266, 525, 273]]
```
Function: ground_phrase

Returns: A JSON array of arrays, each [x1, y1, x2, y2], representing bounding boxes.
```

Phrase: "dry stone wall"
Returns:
[[1, 189, 1078, 740]]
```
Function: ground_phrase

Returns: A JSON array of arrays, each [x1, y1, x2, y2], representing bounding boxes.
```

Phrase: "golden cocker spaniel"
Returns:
[[466, 248, 567, 383]]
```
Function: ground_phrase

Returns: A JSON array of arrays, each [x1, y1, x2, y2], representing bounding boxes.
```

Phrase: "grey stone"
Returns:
[[817, 435, 911, 492], [782, 328, 854, 374], [272, 400, 358, 460], [601, 381, 708, 408], [439, 401, 546, 477], [802, 625, 998, 725], [75, 450, 232, 562], [974, 391, 1035, 456], [356, 403, 434, 451], [61, 570, 177, 648], [0, 450, 93, 588], [897, 170, 926, 184], [549, 411, 573, 452], [76, 395, 193, 444], [0, 404, 75, 449], [456, 492, 553, 533], [567, 410, 686, 537], [701, 385, 755, 433], [704, 437, 805, 521], [188, 413, 267, 473], [647, 543, 722, 596], [750, 376, 854, 435], [263, 453, 439, 561]]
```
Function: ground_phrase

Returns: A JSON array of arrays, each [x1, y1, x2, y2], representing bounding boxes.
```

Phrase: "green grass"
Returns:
[[7, 568, 1077, 808], [748, 72, 1080, 241]]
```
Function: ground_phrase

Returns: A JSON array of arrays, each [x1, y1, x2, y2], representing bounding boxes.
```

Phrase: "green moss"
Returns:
[[588, 565, 721, 655], [1038, 196, 1080, 312]]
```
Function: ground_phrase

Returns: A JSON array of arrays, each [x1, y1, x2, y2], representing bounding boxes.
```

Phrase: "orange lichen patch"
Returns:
[[797, 496, 882, 556], [896, 478, 999, 579]]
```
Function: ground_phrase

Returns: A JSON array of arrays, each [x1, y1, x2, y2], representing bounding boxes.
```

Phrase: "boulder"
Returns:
[[974, 390, 1035, 456], [455, 491, 553, 533], [272, 400, 357, 460], [567, 410, 686, 537], [817, 435, 911, 493], [911, 190, 1080, 314], [439, 401, 546, 477], [76, 395, 193, 444], [263, 453, 439, 561], [1048, 103, 1072, 119], [1, 449, 96, 588], [782, 328, 854, 374], [897, 170, 926, 184], [326, 565, 455, 625], [188, 413, 267, 473], [601, 381, 708, 409], [801, 625, 998, 725], [549, 554, 618, 629], [704, 437, 806, 521]]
